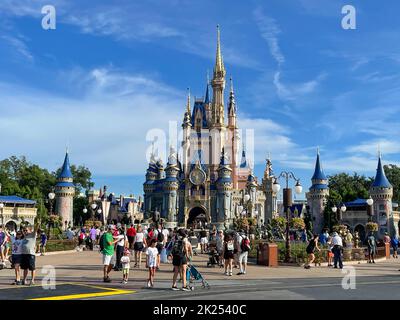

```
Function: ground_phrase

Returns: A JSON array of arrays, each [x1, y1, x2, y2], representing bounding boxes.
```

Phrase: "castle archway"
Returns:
[[187, 207, 207, 229]]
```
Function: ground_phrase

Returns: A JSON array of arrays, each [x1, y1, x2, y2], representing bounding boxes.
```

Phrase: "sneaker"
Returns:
[[243, 271, 246, 275], [182, 286, 191, 291], [237, 272, 244, 275], [147, 280, 151, 288], [229, 272, 232, 276], [224, 272, 229, 276], [171, 286, 179, 291], [21, 279, 26, 285], [103, 277, 111, 283]]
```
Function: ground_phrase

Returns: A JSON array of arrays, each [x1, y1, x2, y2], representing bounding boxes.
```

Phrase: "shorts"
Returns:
[[20, 254, 36, 271], [224, 251, 234, 260], [172, 255, 187, 267], [12, 254, 22, 265], [239, 251, 248, 264], [134, 242, 144, 252], [128, 236, 134, 245], [156, 243, 163, 254], [123, 268, 130, 276], [200, 237, 208, 245], [102, 254, 115, 266], [392, 245, 398, 251]]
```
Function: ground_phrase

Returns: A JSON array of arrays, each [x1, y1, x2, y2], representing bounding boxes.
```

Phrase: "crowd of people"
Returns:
[[303, 229, 399, 269], [97, 223, 253, 290]]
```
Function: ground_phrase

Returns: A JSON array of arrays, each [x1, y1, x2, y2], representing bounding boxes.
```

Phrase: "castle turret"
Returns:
[[143, 151, 158, 219], [163, 148, 180, 228], [55, 151, 75, 227], [246, 171, 258, 218], [306, 150, 329, 234], [215, 148, 233, 229], [182, 89, 192, 178], [370, 154, 396, 238]]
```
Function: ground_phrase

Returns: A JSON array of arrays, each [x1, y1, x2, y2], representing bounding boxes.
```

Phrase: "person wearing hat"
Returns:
[[101, 225, 119, 283], [331, 232, 343, 269]]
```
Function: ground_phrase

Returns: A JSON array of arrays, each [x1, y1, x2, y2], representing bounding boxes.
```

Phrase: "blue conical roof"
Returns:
[[372, 156, 392, 188], [58, 152, 73, 179], [311, 153, 326, 181]]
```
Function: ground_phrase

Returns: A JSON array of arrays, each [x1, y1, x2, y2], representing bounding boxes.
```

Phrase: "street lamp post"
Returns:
[[47, 191, 56, 238], [366, 196, 374, 222], [91, 203, 97, 222], [272, 172, 302, 263], [331, 203, 347, 225], [0, 203, 4, 226]]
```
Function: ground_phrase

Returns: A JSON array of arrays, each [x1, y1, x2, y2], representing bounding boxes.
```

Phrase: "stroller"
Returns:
[[207, 243, 222, 268], [186, 264, 210, 290]]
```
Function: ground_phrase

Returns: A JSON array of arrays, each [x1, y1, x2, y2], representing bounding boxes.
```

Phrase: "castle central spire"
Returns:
[[211, 25, 226, 126], [214, 25, 225, 77]]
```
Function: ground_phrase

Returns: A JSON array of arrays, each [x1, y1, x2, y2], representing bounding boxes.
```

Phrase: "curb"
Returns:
[[278, 257, 387, 267], [35, 250, 79, 256]]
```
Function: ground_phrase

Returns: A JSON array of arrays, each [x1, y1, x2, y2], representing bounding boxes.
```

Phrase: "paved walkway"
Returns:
[[0, 250, 399, 299]]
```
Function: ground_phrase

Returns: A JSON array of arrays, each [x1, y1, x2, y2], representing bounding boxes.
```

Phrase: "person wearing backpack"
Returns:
[[237, 232, 250, 275], [222, 234, 235, 276], [171, 229, 192, 291], [156, 230, 164, 269]]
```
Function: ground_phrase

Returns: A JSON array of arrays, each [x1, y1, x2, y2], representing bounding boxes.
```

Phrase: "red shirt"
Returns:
[[127, 227, 136, 237]]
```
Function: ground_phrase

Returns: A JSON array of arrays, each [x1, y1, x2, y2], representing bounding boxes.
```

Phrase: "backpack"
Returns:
[[171, 238, 184, 258], [99, 233, 105, 252], [157, 232, 164, 243], [79, 232, 85, 240], [240, 237, 251, 252]]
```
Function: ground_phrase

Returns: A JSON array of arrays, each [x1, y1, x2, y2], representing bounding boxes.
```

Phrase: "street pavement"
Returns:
[[1, 250, 400, 299]]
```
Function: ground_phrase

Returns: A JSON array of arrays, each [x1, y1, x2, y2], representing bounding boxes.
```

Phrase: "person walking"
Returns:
[[331, 232, 344, 269], [127, 224, 136, 249], [171, 229, 192, 291], [327, 233, 334, 267], [304, 234, 320, 269], [101, 225, 118, 283], [199, 228, 208, 254], [222, 234, 235, 276], [367, 232, 377, 264], [39, 230, 47, 256], [146, 239, 159, 288], [391, 235, 399, 259], [89, 226, 97, 250], [133, 225, 146, 268], [216, 230, 224, 267], [114, 228, 127, 271], [20, 225, 39, 285], [237, 232, 250, 275]]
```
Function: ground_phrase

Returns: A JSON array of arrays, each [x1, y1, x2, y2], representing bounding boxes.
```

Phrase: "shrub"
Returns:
[[291, 217, 305, 230], [366, 222, 378, 232]]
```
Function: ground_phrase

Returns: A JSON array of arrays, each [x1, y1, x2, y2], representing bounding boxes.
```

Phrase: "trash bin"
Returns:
[[257, 242, 278, 267]]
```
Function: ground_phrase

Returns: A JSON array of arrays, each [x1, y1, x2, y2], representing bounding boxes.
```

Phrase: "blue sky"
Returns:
[[0, 0, 400, 200]]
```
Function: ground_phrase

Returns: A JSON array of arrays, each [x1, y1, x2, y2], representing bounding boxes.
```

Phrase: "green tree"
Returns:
[[384, 164, 400, 203], [327, 172, 372, 202]]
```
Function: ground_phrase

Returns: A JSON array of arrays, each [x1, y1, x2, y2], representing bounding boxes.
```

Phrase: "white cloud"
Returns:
[[1, 35, 34, 62]]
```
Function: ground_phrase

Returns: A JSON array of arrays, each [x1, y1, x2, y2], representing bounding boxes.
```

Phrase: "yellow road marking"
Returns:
[[30, 288, 135, 300]]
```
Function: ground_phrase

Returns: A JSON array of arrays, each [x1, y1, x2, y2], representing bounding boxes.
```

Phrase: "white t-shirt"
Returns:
[[162, 228, 169, 240], [146, 247, 159, 268], [135, 232, 144, 243], [121, 256, 130, 269], [117, 234, 126, 247], [96, 229, 101, 236], [332, 235, 343, 246]]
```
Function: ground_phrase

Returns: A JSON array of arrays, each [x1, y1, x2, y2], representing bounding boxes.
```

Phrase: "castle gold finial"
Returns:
[[214, 25, 225, 76]]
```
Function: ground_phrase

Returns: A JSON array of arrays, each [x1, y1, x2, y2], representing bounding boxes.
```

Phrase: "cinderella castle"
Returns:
[[143, 27, 277, 229]]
